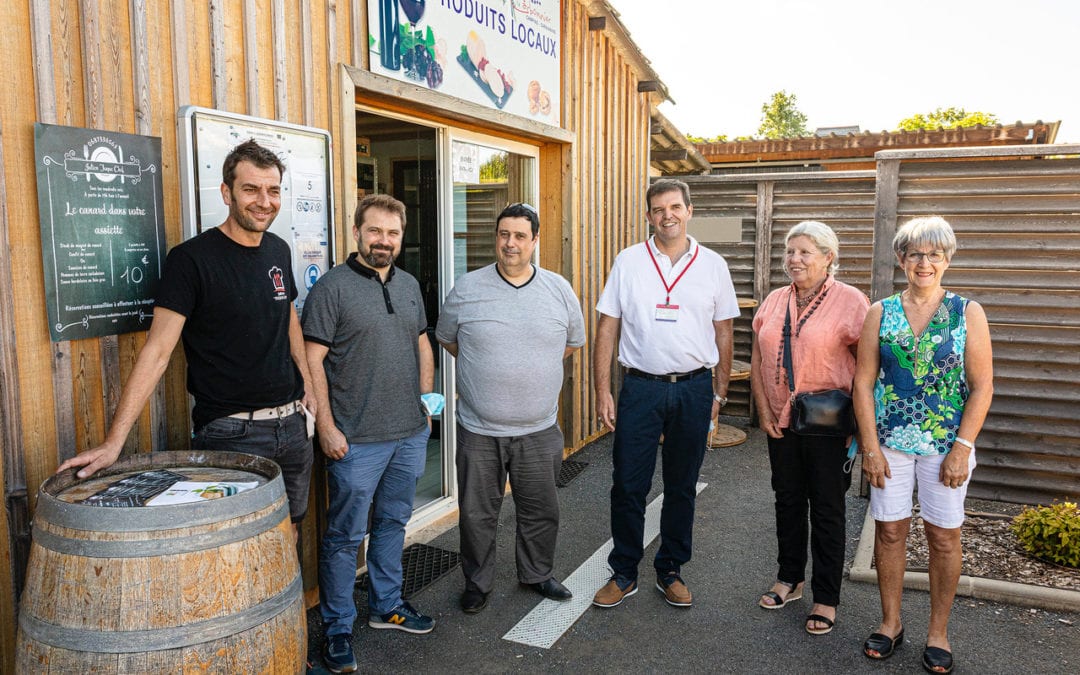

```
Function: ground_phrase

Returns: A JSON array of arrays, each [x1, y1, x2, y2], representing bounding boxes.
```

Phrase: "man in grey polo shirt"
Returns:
[[436, 202, 586, 614], [303, 194, 435, 673]]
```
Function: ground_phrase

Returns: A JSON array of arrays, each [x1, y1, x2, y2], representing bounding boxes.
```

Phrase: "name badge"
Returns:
[[655, 303, 679, 322]]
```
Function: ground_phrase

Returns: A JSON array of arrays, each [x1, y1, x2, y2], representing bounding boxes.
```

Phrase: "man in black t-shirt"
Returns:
[[59, 140, 316, 532]]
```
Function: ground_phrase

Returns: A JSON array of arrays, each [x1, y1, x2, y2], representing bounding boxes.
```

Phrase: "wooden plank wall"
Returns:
[[878, 148, 1080, 504], [0, 0, 358, 666], [677, 173, 878, 417], [562, 0, 653, 452], [676, 147, 1080, 505]]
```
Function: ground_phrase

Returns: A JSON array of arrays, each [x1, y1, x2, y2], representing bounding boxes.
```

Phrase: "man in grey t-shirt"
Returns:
[[436, 203, 585, 614]]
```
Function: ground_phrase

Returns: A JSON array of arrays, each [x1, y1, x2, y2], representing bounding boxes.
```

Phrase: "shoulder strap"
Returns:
[[783, 299, 796, 394]]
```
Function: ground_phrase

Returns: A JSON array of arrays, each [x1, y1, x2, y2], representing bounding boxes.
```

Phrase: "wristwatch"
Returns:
[[713, 394, 728, 407]]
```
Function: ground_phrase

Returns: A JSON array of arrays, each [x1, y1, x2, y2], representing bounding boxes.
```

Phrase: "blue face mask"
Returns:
[[421, 392, 445, 416]]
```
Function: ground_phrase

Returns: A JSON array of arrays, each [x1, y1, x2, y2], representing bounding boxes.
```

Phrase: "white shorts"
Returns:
[[869, 447, 976, 529]]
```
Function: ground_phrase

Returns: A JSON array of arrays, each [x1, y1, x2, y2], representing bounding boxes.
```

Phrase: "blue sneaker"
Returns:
[[368, 600, 435, 634], [322, 633, 357, 673]]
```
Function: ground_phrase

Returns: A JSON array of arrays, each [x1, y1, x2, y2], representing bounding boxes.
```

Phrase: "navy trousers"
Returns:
[[607, 370, 713, 582]]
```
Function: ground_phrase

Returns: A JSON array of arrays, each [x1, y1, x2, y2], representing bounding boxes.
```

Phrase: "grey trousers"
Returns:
[[456, 423, 564, 593]]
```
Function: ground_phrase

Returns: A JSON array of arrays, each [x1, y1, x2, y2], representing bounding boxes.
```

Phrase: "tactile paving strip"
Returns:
[[556, 460, 589, 488], [356, 543, 461, 598], [502, 482, 707, 649]]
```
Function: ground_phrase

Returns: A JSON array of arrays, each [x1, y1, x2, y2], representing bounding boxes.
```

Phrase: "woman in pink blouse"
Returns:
[[751, 221, 869, 635]]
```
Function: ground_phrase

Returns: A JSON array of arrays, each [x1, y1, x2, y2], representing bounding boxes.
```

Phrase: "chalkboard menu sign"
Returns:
[[34, 123, 167, 341]]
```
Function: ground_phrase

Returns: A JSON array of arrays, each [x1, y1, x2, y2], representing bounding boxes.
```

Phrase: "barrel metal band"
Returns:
[[18, 572, 302, 653], [31, 502, 289, 558], [34, 476, 285, 532]]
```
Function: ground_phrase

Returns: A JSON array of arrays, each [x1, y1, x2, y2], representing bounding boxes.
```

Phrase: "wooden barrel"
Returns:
[[16, 451, 306, 673]]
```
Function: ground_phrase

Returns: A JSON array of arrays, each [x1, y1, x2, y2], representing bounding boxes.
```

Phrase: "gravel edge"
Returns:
[[849, 509, 1080, 612]]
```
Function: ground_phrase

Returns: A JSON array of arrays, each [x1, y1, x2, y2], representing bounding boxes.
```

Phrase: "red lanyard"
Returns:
[[647, 239, 698, 304]]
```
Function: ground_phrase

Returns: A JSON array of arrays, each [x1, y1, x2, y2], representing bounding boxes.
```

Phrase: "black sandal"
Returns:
[[805, 612, 835, 635], [863, 627, 904, 659], [758, 581, 803, 610], [922, 646, 953, 674]]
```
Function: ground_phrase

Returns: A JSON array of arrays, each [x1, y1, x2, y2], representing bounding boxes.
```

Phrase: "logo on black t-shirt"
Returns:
[[269, 266, 287, 299]]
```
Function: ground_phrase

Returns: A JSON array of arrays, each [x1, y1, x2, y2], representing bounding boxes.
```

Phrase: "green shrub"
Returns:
[[1010, 501, 1080, 569]]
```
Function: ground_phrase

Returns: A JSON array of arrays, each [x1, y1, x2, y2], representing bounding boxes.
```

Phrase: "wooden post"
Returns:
[[872, 158, 901, 303], [243, 0, 259, 117], [754, 180, 775, 304], [0, 117, 31, 652], [273, 0, 287, 120], [861, 156, 902, 497], [209, 0, 227, 109], [131, 0, 169, 454]]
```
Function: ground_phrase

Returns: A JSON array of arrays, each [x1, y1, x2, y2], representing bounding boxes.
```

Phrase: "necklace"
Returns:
[[774, 284, 831, 385], [794, 281, 825, 310]]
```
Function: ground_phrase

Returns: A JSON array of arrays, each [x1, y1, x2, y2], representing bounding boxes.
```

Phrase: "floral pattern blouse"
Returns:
[[875, 291, 969, 455]]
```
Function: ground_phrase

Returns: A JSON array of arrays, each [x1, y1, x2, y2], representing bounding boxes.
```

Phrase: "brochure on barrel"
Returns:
[[80, 469, 257, 507], [81, 469, 189, 507], [146, 481, 258, 506]]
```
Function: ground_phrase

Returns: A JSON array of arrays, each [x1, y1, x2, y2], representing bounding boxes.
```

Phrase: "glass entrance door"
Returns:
[[447, 137, 538, 281], [355, 111, 445, 509], [352, 112, 538, 515]]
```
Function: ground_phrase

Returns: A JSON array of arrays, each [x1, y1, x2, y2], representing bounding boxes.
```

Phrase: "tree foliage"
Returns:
[[478, 153, 507, 183], [686, 133, 729, 144], [757, 90, 809, 139], [896, 107, 999, 131]]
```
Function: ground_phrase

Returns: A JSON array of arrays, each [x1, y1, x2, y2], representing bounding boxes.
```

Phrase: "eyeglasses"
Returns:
[[506, 202, 538, 215], [904, 250, 946, 264]]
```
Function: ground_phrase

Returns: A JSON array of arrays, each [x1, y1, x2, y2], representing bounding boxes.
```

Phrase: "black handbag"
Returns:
[[782, 303, 855, 437]]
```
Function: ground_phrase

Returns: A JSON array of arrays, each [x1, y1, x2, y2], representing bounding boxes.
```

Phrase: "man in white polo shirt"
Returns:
[[592, 178, 738, 609]]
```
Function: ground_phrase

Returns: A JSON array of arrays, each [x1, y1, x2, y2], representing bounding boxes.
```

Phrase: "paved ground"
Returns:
[[306, 426, 1078, 673]]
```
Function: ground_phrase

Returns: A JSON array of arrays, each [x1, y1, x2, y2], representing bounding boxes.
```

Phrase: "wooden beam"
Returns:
[[345, 66, 575, 144], [651, 149, 687, 161], [588, 16, 606, 30], [637, 80, 661, 93]]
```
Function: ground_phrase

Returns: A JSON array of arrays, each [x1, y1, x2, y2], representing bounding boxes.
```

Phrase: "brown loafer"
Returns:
[[592, 577, 638, 608], [656, 572, 692, 607]]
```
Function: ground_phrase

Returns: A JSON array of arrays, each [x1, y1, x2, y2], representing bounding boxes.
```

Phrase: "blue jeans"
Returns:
[[319, 426, 430, 636], [608, 371, 713, 582]]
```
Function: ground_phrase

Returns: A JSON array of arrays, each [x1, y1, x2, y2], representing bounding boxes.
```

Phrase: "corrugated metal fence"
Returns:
[[673, 144, 1080, 503]]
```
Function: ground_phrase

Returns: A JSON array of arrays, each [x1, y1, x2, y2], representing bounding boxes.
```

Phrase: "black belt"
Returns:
[[625, 366, 709, 383]]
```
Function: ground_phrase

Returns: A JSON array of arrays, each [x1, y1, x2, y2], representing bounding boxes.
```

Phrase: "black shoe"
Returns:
[[460, 588, 489, 614], [322, 634, 357, 673], [864, 627, 904, 659], [530, 577, 573, 600], [922, 646, 954, 674]]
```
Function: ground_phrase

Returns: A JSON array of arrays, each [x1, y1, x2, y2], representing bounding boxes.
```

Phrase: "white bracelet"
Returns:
[[955, 436, 975, 451]]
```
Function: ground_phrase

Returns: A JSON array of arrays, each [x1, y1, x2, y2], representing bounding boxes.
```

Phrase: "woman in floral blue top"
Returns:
[[853, 217, 993, 675]]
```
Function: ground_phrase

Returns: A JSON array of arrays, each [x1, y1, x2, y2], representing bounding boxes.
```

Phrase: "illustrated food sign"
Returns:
[[34, 123, 167, 342], [368, 0, 561, 126], [177, 107, 333, 311]]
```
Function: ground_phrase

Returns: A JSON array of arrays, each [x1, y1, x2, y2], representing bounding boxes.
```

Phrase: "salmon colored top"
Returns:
[[752, 276, 869, 428]]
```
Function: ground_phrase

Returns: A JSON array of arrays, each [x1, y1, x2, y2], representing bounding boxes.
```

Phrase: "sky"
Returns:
[[608, 0, 1080, 142]]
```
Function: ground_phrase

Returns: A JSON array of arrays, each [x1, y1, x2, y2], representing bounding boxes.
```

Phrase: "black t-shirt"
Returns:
[[154, 227, 304, 429]]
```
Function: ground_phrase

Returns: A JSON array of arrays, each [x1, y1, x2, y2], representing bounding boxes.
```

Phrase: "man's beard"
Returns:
[[361, 243, 397, 268], [229, 197, 276, 233]]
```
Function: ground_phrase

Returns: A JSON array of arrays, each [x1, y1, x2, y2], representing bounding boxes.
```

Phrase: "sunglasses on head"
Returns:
[[506, 202, 538, 215]]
